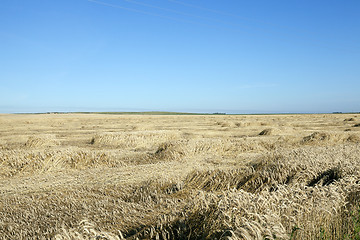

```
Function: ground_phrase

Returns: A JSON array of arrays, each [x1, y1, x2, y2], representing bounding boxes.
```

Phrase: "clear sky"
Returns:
[[1, 0, 359, 113]]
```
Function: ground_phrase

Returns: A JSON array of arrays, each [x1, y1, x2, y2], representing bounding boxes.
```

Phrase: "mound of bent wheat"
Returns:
[[24, 135, 60, 148], [90, 131, 181, 149], [24, 144, 360, 240]]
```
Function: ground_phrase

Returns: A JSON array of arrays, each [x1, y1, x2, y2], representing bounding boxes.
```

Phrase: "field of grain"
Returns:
[[0, 113, 359, 239]]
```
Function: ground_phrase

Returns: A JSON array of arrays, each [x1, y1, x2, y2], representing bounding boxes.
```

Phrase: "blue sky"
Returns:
[[1, 0, 359, 113]]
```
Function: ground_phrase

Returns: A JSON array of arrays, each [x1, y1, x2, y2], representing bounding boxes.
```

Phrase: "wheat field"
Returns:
[[0, 113, 359, 239]]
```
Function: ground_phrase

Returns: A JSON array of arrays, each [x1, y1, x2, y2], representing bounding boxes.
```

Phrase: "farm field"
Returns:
[[0, 113, 360, 239]]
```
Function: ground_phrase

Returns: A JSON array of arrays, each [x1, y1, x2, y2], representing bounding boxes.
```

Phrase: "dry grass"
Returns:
[[0, 113, 359, 239]]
